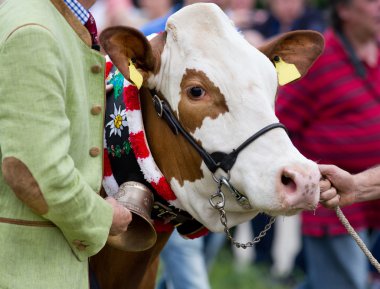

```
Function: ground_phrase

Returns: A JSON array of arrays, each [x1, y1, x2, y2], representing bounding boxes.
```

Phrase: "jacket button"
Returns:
[[91, 65, 102, 74], [89, 147, 101, 157], [91, 105, 102, 115]]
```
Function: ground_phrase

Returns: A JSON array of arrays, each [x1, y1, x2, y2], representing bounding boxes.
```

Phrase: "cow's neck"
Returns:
[[139, 88, 209, 238], [140, 87, 204, 186]]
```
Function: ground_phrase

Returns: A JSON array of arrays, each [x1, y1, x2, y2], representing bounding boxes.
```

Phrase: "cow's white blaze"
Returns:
[[147, 3, 320, 232]]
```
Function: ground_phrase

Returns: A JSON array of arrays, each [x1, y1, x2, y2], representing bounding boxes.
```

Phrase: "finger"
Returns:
[[115, 205, 132, 234], [318, 164, 337, 178], [109, 204, 128, 236], [320, 187, 337, 202], [321, 195, 340, 209], [122, 207, 133, 226], [319, 178, 332, 193], [105, 196, 117, 206]]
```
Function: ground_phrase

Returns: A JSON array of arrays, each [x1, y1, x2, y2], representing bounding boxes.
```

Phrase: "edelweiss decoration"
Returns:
[[106, 103, 128, 138]]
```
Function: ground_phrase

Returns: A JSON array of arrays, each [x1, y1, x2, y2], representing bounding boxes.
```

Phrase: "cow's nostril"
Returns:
[[281, 175, 291, 185], [278, 166, 320, 209], [281, 174, 296, 193]]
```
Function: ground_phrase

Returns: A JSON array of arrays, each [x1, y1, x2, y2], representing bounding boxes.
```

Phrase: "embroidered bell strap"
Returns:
[[151, 194, 209, 239], [84, 12, 100, 51]]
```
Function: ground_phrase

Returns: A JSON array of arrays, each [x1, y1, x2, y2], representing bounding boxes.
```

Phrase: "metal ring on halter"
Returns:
[[212, 171, 231, 184], [214, 175, 252, 209], [153, 94, 163, 117], [209, 191, 225, 210]]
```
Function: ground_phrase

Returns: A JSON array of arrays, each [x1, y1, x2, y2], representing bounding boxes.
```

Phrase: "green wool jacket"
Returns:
[[0, 0, 113, 288]]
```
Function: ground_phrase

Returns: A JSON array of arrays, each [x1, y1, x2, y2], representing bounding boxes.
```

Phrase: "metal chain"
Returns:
[[209, 179, 276, 249], [217, 204, 276, 249]]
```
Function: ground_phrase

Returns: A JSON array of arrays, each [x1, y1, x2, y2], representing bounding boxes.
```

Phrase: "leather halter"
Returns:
[[152, 93, 288, 174]]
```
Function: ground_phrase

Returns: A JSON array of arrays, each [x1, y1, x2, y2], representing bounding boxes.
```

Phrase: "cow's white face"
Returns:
[[101, 3, 325, 232]]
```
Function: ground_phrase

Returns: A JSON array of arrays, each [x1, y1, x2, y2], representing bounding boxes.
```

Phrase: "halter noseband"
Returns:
[[152, 94, 288, 174]]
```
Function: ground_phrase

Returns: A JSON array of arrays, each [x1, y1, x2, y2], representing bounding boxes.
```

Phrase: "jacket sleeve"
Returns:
[[0, 25, 113, 260]]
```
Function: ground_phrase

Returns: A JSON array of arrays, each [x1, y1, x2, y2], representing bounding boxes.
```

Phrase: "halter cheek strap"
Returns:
[[152, 94, 288, 174]]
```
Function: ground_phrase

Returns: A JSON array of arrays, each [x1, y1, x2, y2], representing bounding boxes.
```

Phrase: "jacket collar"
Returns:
[[50, 0, 92, 47]]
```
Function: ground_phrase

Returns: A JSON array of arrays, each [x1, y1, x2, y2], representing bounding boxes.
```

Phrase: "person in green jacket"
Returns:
[[0, 0, 132, 288]]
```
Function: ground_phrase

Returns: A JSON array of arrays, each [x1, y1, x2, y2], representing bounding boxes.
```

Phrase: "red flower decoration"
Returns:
[[123, 85, 140, 111], [151, 177, 176, 200], [105, 61, 113, 78], [129, 131, 149, 159]]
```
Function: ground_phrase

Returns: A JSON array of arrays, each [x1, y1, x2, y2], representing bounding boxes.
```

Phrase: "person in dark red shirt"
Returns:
[[276, 0, 380, 288]]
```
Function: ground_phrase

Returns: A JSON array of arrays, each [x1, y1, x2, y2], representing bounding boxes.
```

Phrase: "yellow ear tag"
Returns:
[[273, 56, 301, 86], [128, 59, 143, 89]]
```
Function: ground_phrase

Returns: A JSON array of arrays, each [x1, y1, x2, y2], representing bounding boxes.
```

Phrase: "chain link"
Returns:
[[209, 178, 276, 249], [217, 203, 276, 249]]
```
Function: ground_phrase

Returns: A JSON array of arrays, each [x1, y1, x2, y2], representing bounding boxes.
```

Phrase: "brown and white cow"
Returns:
[[90, 3, 324, 289]]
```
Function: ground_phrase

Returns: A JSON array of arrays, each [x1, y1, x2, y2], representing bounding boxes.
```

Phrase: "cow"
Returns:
[[90, 3, 324, 289]]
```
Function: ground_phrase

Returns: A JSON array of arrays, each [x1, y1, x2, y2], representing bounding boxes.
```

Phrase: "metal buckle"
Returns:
[[219, 176, 252, 209], [152, 94, 163, 118], [153, 202, 179, 224]]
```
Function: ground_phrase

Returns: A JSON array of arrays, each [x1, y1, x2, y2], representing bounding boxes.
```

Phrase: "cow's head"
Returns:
[[100, 3, 324, 232]]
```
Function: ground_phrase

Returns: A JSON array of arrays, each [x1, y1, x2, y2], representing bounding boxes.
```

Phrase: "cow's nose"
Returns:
[[277, 166, 320, 210]]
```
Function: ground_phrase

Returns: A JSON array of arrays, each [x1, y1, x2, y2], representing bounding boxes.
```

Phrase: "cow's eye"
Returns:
[[187, 86, 205, 99]]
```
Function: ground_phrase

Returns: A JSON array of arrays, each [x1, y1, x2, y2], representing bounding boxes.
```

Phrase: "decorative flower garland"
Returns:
[[102, 57, 209, 239], [103, 56, 177, 203]]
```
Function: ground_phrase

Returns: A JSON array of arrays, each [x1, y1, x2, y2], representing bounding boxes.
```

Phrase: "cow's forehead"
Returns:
[[166, 3, 251, 56], [166, 3, 234, 42], [163, 3, 277, 97]]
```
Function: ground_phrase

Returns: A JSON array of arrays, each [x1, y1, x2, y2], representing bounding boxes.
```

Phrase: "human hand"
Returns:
[[319, 164, 356, 208], [105, 197, 132, 236], [319, 177, 340, 208]]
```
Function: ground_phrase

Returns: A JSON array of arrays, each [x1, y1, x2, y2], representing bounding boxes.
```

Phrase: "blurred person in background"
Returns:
[[91, 0, 149, 31], [275, 0, 380, 289], [139, 0, 235, 36], [254, 0, 326, 38], [227, 0, 267, 45], [139, 0, 182, 36], [228, 0, 266, 30]]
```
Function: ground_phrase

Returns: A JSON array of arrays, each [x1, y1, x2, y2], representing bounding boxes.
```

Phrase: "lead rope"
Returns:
[[335, 206, 380, 272]]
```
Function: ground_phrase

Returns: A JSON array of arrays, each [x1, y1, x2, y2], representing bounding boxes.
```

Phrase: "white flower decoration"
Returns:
[[106, 103, 128, 137]]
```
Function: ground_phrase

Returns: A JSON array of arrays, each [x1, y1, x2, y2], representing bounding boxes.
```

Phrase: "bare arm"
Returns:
[[319, 164, 380, 208]]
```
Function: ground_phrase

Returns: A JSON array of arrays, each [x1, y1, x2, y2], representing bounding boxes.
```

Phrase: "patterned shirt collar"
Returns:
[[63, 0, 89, 25]]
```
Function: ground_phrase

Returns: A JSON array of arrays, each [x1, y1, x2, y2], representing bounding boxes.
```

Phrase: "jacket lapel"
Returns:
[[50, 0, 92, 47]]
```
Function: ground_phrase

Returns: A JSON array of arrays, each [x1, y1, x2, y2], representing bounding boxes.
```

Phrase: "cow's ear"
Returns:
[[258, 30, 324, 83], [100, 26, 156, 83]]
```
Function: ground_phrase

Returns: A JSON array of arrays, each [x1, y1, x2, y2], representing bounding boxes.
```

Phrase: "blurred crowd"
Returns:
[[90, 0, 327, 46]]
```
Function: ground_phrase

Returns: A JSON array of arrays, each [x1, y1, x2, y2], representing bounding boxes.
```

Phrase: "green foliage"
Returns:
[[209, 247, 296, 289], [157, 246, 303, 289]]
